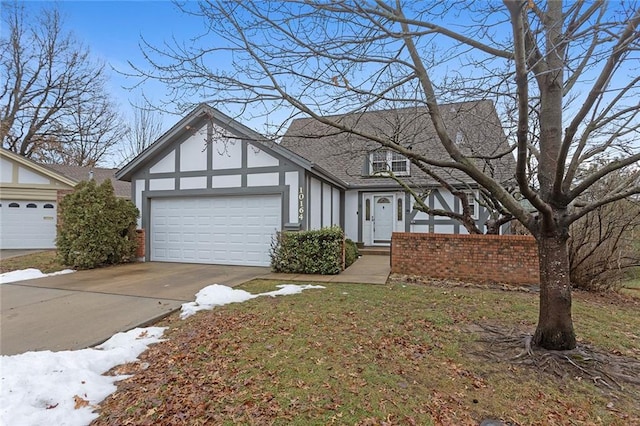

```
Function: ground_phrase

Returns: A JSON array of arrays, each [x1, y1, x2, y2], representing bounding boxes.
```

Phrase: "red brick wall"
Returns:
[[391, 232, 540, 285], [135, 229, 145, 258]]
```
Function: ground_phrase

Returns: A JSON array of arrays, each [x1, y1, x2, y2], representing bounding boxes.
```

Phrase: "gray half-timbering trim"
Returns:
[[320, 180, 323, 227], [357, 191, 363, 243], [452, 197, 461, 234], [241, 139, 248, 187], [206, 121, 213, 188], [340, 190, 346, 230], [404, 192, 411, 232], [428, 190, 435, 232], [142, 165, 297, 180], [174, 138, 181, 190], [405, 188, 490, 232], [117, 103, 347, 190], [306, 174, 311, 230]]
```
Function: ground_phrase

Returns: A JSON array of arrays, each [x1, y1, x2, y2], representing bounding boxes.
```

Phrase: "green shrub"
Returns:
[[271, 226, 348, 274], [345, 238, 359, 268], [57, 179, 139, 269]]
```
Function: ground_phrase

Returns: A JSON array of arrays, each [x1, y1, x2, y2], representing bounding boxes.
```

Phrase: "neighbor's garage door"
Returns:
[[150, 195, 281, 266], [0, 200, 57, 249]]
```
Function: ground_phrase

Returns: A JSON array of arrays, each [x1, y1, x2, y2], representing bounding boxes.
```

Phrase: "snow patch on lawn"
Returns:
[[0, 268, 75, 284], [180, 283, 325, 319], [0, 327, 165, 426]]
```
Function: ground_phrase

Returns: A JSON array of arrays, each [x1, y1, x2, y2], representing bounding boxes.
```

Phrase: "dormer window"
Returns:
[[369, 150, 410, 176]]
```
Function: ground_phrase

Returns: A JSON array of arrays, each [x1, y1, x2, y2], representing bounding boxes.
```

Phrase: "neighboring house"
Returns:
[[0, 148, 75, 249], [281, 100, 515, 246], [45, 164, 131, 199], [116, 101, 514, 267], [116, 103, 346, 267], [0, 148, 130, 249]]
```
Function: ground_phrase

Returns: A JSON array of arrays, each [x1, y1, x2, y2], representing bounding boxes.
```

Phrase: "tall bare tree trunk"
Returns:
[[533, 229, 576, 350]]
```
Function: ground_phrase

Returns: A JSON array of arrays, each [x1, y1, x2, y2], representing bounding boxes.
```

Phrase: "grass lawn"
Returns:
[[621, 276, 640, 298], [0, 250, 65, 274], [92, 279, 640, 426], [2, 252, 638, 424]]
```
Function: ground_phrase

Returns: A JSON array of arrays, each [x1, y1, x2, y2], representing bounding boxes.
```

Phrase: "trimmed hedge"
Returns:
[[271, 226, 357, 275], [57, 179, 139, 269], [345, 238, 359, 268]]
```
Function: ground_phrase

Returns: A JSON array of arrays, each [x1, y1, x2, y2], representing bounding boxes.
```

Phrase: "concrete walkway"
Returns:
[[0, 256, 389, 355], [259, 254, 391, 284]]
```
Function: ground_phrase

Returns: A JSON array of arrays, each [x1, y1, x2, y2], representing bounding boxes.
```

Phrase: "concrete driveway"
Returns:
[[0, 262, 269, 355]]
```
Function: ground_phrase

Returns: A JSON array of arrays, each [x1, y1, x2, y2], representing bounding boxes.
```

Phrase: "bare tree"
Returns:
[[37, 96, 129, 167], [117, 98, 163, 165], [569, 167, 640, 291], [133, 1, 640, 350], [0, 2, 126, 166]]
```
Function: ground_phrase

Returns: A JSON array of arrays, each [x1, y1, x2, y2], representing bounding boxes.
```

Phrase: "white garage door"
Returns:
[[150, 195, 281, 266], [0, 200, 57, 249]]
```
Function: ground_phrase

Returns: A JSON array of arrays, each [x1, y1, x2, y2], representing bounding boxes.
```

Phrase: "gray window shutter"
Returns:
[[361, 153, 370, 176]]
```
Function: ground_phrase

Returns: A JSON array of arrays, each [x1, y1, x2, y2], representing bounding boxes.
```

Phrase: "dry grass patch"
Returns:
[[0, 250, 65, 274], [93, 279, 640, 425], [621, 277, 640, 299]]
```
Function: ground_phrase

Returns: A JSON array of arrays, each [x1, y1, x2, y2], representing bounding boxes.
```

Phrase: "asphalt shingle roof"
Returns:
[[45, 164, 131, 198], [281, 100, 515, 189]]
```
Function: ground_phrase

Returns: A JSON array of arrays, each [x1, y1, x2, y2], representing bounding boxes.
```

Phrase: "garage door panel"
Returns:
[[182, 233, 197, 243], [150, 195, 280, 266], [1, 200, 57, 249]]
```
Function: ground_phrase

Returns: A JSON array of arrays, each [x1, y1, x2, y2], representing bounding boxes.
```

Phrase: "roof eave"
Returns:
[[309, 163, 348, 189], [0, 148, 78, 187]]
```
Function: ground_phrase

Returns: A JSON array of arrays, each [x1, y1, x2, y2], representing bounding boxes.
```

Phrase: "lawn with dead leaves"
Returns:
[[92, 278, 640, 426]]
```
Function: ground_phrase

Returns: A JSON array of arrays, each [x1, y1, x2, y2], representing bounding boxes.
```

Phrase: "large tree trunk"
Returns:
[[532, 233, 577, 350]]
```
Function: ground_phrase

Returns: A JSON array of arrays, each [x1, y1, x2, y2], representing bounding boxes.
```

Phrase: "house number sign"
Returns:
[[298, 187, 305, 221]]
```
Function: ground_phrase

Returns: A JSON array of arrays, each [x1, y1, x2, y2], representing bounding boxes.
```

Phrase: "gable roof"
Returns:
[[0, 147, 77, 188], [116, 103, 347, 188], [45, 164, 131, 198], [1, 148, 131, 198], [280, 100, 515, 188]]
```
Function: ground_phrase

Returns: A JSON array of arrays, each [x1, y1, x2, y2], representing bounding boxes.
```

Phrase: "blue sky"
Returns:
[[8, 1, 638, 166], [53, 1, 193, 119], [9, 1, 209, 137]]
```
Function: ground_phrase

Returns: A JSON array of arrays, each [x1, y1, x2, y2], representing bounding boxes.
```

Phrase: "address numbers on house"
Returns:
[[298, 187, 305, 220]]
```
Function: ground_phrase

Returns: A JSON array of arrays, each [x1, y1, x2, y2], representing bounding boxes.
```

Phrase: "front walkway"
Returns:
[[259, 254, 390, 284]]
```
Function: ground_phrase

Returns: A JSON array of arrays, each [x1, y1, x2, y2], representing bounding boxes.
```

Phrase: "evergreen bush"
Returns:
[[270, 226, 347, 274], [344, 238, 359, 268], [57, 179, 139, 269]]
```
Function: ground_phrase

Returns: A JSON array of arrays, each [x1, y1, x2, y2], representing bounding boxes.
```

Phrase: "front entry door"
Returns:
[[373, 196, 393, 244]]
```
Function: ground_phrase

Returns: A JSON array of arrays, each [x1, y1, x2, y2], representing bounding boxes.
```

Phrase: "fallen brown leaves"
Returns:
[[90, 281, 640, 426], [74, 395, 91, 410]]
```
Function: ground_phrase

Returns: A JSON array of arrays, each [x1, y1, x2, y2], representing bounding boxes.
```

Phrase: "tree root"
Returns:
[[470, 323, 640, 393]]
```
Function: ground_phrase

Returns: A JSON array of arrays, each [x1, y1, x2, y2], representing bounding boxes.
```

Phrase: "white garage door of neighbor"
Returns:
[[150, 195, 281, 266], [0, 200, 57, 249]]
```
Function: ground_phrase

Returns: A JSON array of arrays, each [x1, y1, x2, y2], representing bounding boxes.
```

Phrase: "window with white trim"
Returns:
[[369, 150, 410, 176]]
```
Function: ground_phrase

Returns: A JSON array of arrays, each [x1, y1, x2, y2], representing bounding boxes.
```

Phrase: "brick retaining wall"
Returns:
[[391, 232, 540, 285]]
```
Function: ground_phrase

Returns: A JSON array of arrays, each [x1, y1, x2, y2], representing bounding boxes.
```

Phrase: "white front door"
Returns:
[[373, 195, 393, 244]]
